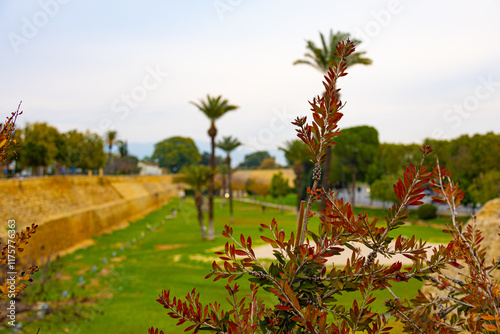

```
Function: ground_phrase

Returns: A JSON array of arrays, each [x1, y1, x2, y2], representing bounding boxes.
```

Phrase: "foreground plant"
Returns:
[[0, 103, 39, 319], [150, 40, 494, 333]]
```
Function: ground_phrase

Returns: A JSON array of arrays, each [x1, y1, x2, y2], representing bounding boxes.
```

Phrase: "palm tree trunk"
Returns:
[[227, 156, 234, 224], [194, 192, 206, 239], [320, 146, 331, 211], [207, 124, 216, 240]]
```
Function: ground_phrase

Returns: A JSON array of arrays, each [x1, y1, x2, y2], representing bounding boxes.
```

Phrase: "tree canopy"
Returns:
[[239, 151, 271, 169], [17, 122, 61, 172], [331, 125, 379, 186], [269, 171, 290, 200], [152, 136, 201, 173], [15, 123, 107, 174]]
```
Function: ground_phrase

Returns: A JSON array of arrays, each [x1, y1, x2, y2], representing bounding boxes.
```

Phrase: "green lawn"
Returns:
[[6, 196, 451, 333]]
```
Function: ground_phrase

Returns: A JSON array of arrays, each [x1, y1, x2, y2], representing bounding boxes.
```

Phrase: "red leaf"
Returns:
[[261, 236, 275, 244], [234, 249, 247, 256]]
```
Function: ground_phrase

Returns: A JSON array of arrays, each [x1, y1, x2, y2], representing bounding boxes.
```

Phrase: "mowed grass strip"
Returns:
[[14, 197, 450, 333]]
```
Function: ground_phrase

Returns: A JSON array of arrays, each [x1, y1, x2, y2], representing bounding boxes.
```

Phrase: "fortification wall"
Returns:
[[232, 168, 295, 188], [0, 175, 177, 261]]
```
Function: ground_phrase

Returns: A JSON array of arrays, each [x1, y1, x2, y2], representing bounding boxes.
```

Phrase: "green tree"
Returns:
[[200, 152, 224, 167], [80, 131, 107, 171], [331, 125, 379, 207], [424, 132, 500, 208], [366, 143, 421, 185], [379, 143, 421, 175], [152, 136, 201, 173], [117, 140, 128, 158], [216, 136, 242, 224], [63, 130, 85, 169], [174, 165, 211, 239], [369, 175, 398, 208], [294, 30, 372, 209], [269, 171, 290, 211], [17, 122, 61, 175], [191, 95, 238, 240], [280, 139, 309, 210], [239, 151, 271, 169], [105, 130, 118, 162], [468, 170, 500, 205]]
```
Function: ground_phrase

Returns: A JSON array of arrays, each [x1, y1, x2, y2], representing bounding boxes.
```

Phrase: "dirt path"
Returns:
[[252, 241, 444, 265], [234, 197, 297, 213]]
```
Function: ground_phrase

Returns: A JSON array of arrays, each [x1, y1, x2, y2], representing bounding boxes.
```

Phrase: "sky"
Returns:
[[1, 0, 499, 165]]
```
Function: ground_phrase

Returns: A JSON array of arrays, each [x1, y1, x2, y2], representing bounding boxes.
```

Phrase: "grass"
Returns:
[[5, 196, 453, 333]]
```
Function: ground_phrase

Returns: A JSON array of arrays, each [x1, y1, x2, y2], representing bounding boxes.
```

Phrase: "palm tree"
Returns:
[[294, 30, 372, 209], [117, 140, 128, 158], [280, 140, 309, 211], [105, 130, 118, 162], [216, 136, 242, 223], [173, 165, 211, 239], [191, 95, 238, 240]]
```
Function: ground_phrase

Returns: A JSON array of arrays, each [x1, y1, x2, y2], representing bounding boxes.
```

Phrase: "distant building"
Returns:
[[138, 161, 165, 175]]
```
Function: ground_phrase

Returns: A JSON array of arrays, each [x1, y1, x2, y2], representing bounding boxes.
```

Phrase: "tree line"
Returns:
[[149, 127, 500, 211], [282, 127, 499, 208], [11, 123, 138, 176]]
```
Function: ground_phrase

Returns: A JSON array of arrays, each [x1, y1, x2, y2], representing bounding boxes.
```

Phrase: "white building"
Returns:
[[138, 161, 164, 175]]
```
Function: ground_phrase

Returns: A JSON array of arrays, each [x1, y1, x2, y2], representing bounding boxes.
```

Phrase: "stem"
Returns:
[[295, 201, 306, 248], [299, 162, 321, 245], [352, 278, 375, 333], [230, 287, 244, 333]]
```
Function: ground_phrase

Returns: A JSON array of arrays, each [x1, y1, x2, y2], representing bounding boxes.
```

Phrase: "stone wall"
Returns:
[[0, 175, 178, 261], [232, 168, 295, 188]]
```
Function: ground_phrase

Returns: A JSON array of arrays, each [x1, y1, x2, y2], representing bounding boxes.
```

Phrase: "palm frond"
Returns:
[[217, 136, 242, 153], [190, 95, 238, 122], [293, 29, 372, 74]]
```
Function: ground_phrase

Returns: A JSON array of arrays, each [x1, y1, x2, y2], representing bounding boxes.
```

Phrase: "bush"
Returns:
[[417, 203, 437, 220]]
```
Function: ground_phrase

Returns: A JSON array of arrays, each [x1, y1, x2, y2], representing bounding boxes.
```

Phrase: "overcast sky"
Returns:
[[1, 0, 499, 164]]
